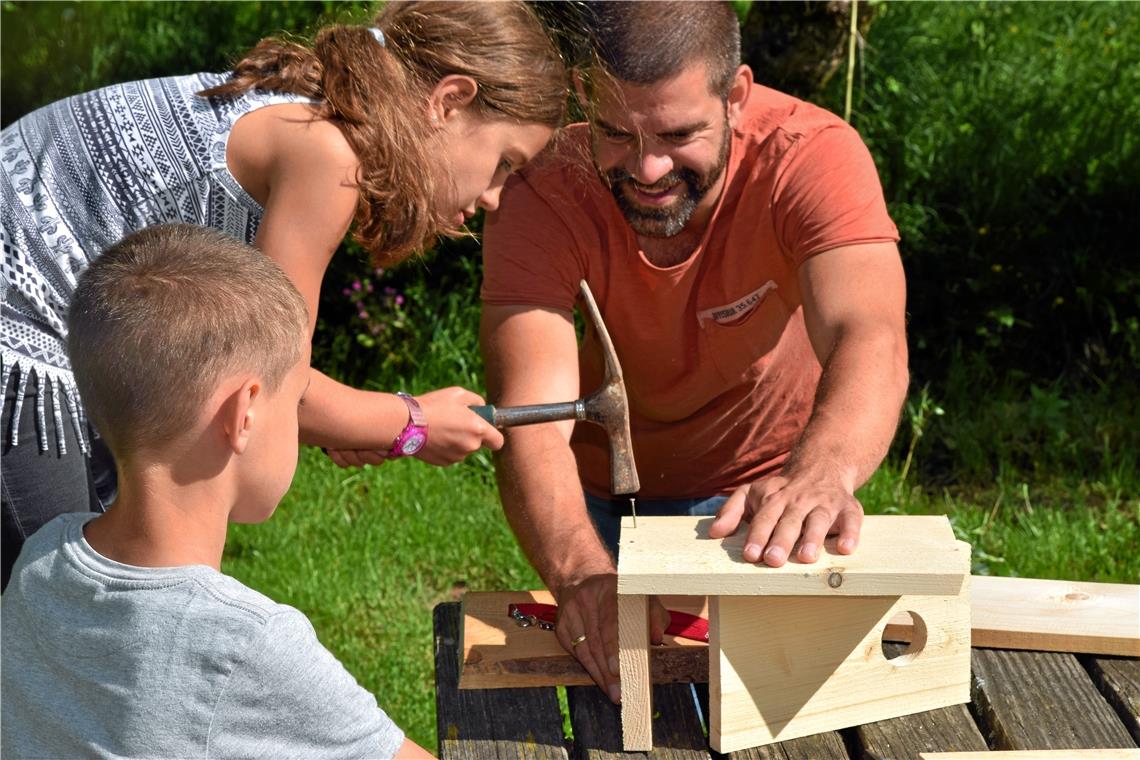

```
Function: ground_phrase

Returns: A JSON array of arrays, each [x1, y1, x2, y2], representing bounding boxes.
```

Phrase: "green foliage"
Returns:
[[815, 2, 1140, 386]]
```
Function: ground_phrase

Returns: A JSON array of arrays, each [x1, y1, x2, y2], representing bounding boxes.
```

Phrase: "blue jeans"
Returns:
[[584, 491, 728, 560]]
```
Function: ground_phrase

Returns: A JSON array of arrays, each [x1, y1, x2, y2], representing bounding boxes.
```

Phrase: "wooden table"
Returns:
[[434, 602, 1140, 759]]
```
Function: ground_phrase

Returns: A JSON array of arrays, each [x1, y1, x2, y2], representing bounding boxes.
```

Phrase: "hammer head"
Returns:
[[578, 280, 640, 495]]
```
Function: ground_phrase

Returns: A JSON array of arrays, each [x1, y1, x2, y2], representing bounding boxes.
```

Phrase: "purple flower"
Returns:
[[352, 280, 362, 292], [395, 295, 405, 306], [358, 310, 370, 320]]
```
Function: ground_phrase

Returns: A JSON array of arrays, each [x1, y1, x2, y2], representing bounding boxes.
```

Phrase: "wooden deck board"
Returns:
[[1086, 656, 1140, 746], [567, 683, 709, 759], [435, 604, 568, 759], [970, 649, 1136, 750]]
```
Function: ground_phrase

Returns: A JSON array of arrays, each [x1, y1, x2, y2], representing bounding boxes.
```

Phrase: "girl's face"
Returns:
[[435, 110, 554, 227]]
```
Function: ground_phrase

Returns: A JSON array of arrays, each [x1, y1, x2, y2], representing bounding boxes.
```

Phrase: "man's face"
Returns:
[[587, 63, 732, 238]]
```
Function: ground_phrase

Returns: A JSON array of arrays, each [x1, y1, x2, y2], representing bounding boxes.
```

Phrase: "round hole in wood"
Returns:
[[881, 610, 927, 665]]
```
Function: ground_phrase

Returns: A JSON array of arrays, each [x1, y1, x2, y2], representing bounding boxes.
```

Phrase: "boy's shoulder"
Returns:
[[4, 512, 306, 635]]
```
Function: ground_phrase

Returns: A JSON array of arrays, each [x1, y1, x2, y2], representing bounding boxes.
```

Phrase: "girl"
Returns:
[[1, 0, 567, 588]]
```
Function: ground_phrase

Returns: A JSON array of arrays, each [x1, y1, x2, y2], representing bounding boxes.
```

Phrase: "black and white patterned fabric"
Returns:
[[1, 74, 313, 454]]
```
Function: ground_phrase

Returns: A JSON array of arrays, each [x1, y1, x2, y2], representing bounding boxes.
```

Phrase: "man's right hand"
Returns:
[[554, 572, 671, 704]]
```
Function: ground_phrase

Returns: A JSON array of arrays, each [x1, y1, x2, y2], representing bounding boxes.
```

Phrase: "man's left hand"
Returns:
[[707, 467, 863, 566]]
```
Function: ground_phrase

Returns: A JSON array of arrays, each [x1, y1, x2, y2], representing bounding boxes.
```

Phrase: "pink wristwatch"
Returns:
[[389, 392, 428, 457]]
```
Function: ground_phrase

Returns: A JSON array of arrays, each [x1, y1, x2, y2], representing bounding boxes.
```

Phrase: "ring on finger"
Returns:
[[570, 633, 587, 648]]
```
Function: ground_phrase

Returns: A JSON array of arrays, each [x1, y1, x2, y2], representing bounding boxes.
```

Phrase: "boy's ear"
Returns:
[[221, 378, 261, 455], [428, 74, 479, 125]]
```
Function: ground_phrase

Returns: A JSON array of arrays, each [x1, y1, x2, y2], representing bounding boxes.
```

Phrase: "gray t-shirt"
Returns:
[[1, 513, 406, 759]]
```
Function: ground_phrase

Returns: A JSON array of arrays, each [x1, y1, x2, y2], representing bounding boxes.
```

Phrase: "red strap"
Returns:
[[509, 602, 709, 643]]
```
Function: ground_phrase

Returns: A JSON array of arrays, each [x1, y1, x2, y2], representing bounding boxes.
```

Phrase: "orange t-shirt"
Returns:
[[482, 85, 899, 499]]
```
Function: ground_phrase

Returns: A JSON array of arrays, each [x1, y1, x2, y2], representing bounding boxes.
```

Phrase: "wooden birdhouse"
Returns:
[[616, 515, 972, 753]]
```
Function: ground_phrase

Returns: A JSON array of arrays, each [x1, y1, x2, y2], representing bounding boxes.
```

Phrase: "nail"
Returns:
[[744, 543, 762, 562], [764, 546, 785, 565], [800, 543, 816, 561], [608, 684, 622, 704], [839, 538, 854, 553]]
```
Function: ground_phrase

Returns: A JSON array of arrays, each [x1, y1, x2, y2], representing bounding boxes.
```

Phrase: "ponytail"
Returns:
[[201, 1, 567, 266]]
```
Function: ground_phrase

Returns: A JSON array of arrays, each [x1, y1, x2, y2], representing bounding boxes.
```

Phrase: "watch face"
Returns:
[[399, 431, 426, 456]]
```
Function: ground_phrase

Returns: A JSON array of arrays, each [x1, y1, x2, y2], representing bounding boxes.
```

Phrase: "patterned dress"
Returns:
[[1, 73, 313, 454]]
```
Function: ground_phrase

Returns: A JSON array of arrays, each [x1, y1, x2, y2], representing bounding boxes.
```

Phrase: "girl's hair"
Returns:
[[202, 1, 567, 265]]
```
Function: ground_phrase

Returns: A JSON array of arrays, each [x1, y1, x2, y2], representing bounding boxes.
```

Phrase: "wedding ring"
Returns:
[[570, 633, 588, 648]]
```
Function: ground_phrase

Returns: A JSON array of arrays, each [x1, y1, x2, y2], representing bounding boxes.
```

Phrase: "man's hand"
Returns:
[[553, 573, 670, 704], [707, 465, 863, 566]]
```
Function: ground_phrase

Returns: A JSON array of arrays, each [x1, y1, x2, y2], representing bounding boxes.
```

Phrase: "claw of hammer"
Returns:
[[471, 280, 640, 496]]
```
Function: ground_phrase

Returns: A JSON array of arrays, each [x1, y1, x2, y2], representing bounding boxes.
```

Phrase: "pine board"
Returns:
[[887, 576, 1140, 657], [708, 591, 971, 753], [616, 515, 969, 596]]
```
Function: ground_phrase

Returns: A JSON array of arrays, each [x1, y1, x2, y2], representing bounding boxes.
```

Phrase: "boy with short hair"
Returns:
[[1, 224, 432, 759]]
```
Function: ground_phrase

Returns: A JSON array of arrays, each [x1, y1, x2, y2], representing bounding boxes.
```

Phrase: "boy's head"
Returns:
[[68, 225, 310, 489]]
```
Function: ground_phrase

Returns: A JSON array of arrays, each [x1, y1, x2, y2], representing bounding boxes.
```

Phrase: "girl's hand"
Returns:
[[412, 387, 504, 466]]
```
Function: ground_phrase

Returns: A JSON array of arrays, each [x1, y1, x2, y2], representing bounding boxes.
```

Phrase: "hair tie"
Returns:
[[369, 27, 386, 47]]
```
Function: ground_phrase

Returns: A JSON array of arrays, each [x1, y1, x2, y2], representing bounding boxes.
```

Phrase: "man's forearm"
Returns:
[[787, 324, 909, 488], [494, 426, 615, 591]]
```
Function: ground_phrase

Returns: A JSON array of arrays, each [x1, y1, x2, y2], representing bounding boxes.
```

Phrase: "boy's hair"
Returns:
[[201, 0, 568, 267], [67, 224, 310, 459], [578, 1, 742, 99]]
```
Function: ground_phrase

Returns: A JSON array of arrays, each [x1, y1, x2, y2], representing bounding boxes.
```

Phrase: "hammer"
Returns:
[[471, 280, 640, 496]]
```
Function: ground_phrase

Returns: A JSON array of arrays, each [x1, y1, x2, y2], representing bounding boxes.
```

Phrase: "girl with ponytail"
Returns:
[[1, 1, 567, 588]]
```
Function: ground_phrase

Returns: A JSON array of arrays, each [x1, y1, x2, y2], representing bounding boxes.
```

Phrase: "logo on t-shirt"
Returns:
[[697, 281, 778, 327]]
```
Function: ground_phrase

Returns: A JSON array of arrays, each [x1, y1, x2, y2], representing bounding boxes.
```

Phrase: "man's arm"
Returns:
[[480, 303, 624, 703], [709, 242, 909, 565]]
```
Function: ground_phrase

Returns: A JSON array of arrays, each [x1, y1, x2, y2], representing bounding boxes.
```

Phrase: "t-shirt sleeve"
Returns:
[[772, 124, 899, 267], [207, 609, 405, 759], [481, 172, 587, 313]]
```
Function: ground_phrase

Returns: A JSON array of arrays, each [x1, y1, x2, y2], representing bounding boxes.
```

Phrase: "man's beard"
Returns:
[[601, 123, 730, 238]]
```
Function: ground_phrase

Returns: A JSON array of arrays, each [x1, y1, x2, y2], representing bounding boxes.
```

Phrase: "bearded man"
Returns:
[[480, 1, 908, 703]]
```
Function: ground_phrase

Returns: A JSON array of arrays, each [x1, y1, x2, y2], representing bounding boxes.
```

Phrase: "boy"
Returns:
[[1, 224, 432, 758]]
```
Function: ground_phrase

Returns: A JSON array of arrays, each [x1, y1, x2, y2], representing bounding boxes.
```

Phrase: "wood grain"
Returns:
[[616, 515, 969, 596], [709, 591, 971, 753], [919, 751, 1140, 759], [618, 594, 652, 751], [970, 648, 1136, 750], [887, 576, 1140, 657], [434, 603, 568, 759]]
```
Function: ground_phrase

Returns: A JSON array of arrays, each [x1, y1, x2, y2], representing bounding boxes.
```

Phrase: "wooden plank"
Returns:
[[618, 594, 652, 751], [566, 683, 709, 759], [434, 603, 568, 760], [617, 515, 969, 596], [970, 648, 1136, 750], [709, 591, 971, 753], [691, 684, 852, 760], [460, 591, 707, 689], [887, 576, 1140, 657], [1086, 656, 1140, 745], [920, 751, 1140, 759], [855, 642, 987, 758], [462, 577, 1137, 689]]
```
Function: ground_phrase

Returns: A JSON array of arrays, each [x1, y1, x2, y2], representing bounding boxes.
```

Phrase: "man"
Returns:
[[480, 1, 908, 703]]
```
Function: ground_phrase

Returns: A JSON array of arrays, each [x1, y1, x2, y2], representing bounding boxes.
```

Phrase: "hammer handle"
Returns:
[[470, 401, 584, 429]]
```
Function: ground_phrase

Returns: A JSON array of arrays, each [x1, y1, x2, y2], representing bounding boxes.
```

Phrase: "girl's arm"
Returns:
[[232, 104, 502, 461]]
